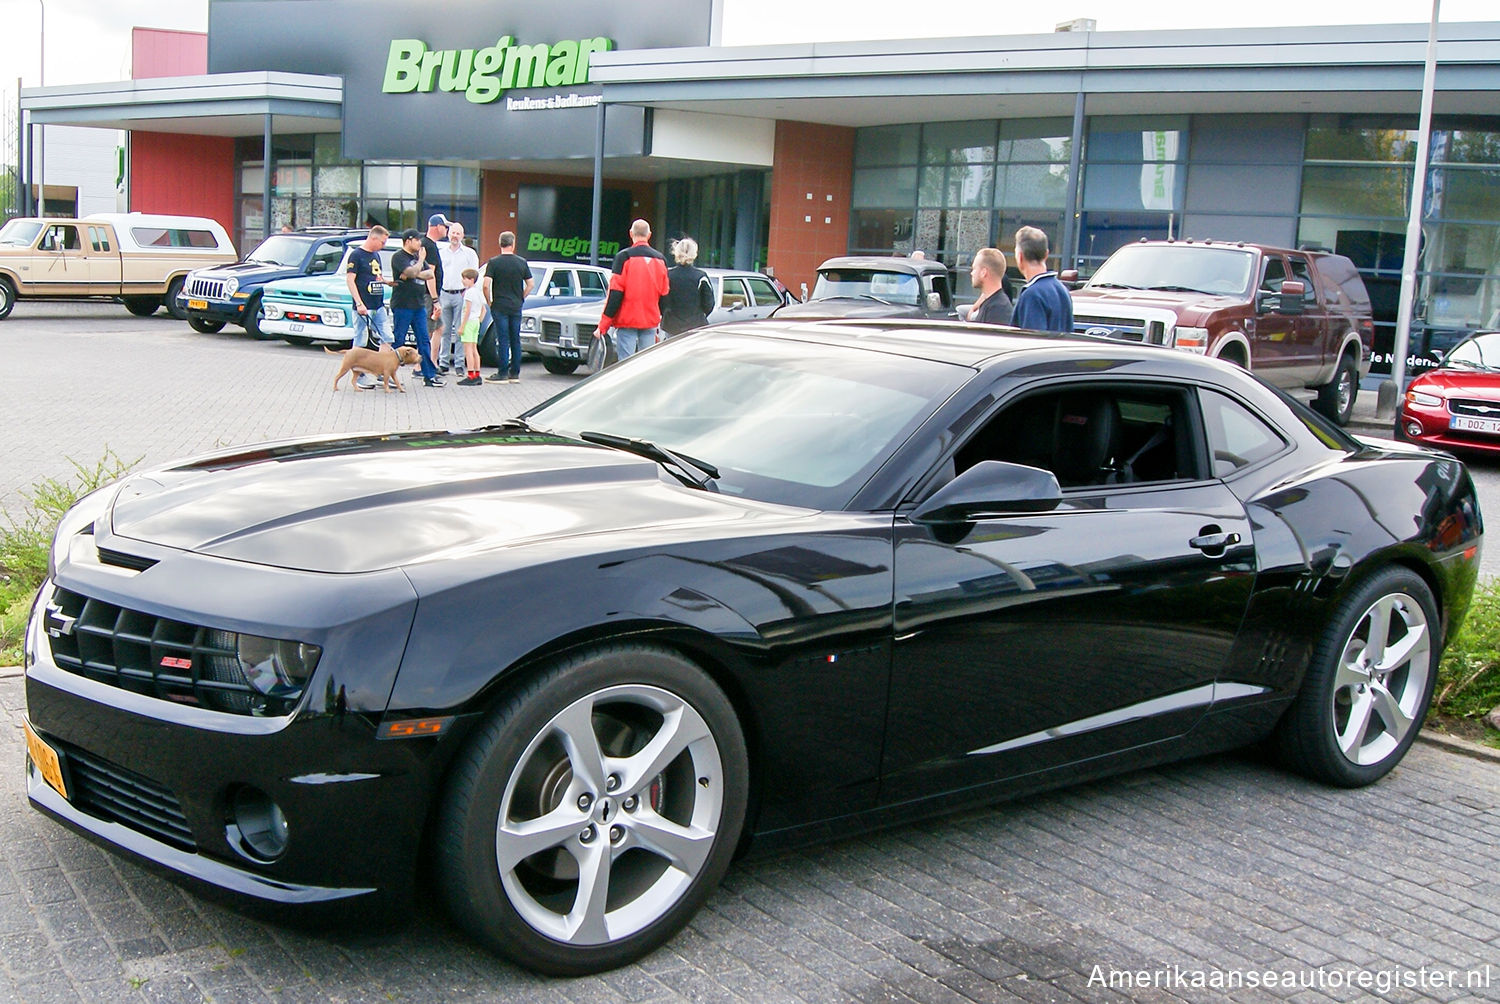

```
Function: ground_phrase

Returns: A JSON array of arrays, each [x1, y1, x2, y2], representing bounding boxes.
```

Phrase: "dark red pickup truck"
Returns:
[[1067, 240, 1375, 424]]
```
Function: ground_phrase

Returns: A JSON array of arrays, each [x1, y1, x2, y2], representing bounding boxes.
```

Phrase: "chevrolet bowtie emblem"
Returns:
[[43, 602, 76, 638]]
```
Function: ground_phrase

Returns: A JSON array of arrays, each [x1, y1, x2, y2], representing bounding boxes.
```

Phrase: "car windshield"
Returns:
[[1444, 333, 1500, 371], [247, 235, 316, 267], [1086, 246, 1255, 297], [0, 219, 43, 247], [811, 269, 922, 306], [526, 331, 968, 509]]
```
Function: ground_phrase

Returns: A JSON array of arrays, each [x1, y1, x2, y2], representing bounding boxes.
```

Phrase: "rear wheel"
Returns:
[[187, 315, 226, 334], [164, 277, 188, 320], [123, 296, 161, 317], [1274, 567, 1438, 787], [437, 645, 748, 975], [0, 278, 14, 319], [542, 357, 581, 375], [1314, 351, 1359, 426]]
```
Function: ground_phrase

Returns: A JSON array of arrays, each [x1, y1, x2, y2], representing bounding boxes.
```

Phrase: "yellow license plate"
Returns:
[[188, 299, 209, 310], [23, 720, 68, 800]]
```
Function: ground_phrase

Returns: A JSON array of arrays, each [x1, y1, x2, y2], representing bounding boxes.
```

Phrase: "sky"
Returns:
[[0, 0, 1494, 89]]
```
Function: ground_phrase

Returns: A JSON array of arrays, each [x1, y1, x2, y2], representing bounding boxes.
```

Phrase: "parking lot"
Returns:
[[2, 304, 1499, 1002]]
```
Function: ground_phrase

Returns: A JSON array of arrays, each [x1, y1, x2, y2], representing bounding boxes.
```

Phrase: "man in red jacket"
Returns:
[[596, 219, 670, 360]]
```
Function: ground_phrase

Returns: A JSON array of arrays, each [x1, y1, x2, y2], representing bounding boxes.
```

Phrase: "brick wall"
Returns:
[[766, 120, 856, 295]]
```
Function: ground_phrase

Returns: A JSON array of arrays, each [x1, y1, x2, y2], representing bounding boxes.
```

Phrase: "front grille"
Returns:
[[1075, 314, 1148, 342], [1448, 399, 1500, 419], [541, 320, 563, 344], [60, 741, 196, 850], [281, 309, 327, 324], [187, 277, 226, 299], [46, 587, 264, 715]]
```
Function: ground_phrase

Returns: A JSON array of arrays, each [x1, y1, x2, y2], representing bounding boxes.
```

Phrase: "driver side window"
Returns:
[[951, 384, 1202, 490]]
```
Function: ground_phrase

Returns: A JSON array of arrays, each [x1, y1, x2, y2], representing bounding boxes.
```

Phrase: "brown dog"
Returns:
[[327, 345, 421, 392]]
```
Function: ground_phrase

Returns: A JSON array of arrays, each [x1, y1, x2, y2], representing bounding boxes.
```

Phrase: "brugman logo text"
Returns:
[[383, 36, 614, 105], [528, 234, 620, 258]]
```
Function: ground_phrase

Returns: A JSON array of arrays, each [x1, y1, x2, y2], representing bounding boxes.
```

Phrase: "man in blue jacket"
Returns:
[[1011, 226, 1073, 334]]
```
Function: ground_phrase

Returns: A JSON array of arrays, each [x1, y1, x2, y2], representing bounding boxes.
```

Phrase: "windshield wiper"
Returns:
[[857, 293, 896, 306], [1144, 284, 1210, 294], [578, 431, 719, 491], [1088, 282, 1138, 290]]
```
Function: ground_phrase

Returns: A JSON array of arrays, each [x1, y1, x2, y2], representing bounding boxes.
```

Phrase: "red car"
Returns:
[[1400, 331, 1500, 455]]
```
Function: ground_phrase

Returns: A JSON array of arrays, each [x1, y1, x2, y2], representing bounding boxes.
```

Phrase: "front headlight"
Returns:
[[321, 309, 347, 327], [47, 484, 118, 579], [262, 301, 284, 320], [521, 316, 537, 333], [223, 277, 239, 297], [1173, 326, 1209, 353], [1406, 390, 1443, 408], [203, 631, 322, 716]]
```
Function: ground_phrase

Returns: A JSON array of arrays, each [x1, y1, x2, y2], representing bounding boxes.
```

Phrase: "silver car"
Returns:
[[526, 268, 790, 374]]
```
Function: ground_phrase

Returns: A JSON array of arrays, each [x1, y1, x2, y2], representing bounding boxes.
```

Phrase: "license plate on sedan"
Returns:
[[1450, 415, 1500, 435], [188, 299, 208, 311], [23, 719, 67, 800], [559, 347, 580, 361]]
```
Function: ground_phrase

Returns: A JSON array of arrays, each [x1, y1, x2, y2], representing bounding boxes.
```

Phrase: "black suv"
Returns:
[[178, 229, 364, 338]]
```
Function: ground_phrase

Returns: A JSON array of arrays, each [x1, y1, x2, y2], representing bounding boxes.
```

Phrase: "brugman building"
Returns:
[[19, 0, 1500, 372]]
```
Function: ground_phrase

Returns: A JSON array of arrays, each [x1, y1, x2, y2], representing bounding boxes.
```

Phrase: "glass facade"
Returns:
[[851, 113, 1500, 375], [656, 170, 770, 271], [233, 135, 480, 252]]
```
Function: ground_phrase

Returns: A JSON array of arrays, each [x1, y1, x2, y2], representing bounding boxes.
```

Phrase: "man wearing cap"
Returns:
[[423, 214, 450, 329], [390, 229, 444, 387]]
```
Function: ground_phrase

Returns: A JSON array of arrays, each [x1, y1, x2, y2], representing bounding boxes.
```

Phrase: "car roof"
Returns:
[[817, 256, 945, 276], [699, 317, 1207, 370], [528, 260, 607, 270]]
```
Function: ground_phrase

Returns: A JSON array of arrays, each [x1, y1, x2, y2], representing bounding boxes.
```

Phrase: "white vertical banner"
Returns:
[[1140, 130, 1178, 211]]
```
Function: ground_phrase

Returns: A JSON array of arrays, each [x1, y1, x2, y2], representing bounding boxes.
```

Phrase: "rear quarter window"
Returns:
[[131, 228, 222, 250], [1200, 390, 1287, 477], [1313, 254, 1372, 312]]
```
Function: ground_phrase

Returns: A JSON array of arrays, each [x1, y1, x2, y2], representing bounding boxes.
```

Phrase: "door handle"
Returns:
[[1190, 529, 1241, 555]]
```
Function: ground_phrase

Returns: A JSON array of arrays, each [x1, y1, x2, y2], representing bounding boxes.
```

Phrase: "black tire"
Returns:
[[478, 320, 498, 368], [0, 277, 14, 319], [436, 645, 748, 976], [542, 356, 581, 375], [187, 315, 226, 334], [1274, 567, 1439, 787], [1314, 351, 1359, 426], [242, 293, 270, 339], [164, 277, 188, 320], [123, 296, 161, 317]]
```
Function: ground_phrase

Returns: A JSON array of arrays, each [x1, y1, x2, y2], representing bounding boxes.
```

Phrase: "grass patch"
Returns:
[[0, 450, 138, 665], [1436, 579, 1500, 746]]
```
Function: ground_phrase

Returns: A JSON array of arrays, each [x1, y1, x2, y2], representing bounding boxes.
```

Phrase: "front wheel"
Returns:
[[1274, 567, 1439, 787], [542, 356, 581, 375], [1314, 352, 1358, 426], [187, 315, 226, 334], [0, 277, 14, 319], [437, 645, 748, 975], [242, 293, 270, 339]]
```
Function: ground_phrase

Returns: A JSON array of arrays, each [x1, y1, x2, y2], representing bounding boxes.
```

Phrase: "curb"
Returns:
[[1416, 728, 1500, 763], [0, 665, 21, 679]]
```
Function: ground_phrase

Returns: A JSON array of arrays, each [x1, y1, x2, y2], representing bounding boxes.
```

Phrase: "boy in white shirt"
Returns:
[[457, 268, 488, 386]]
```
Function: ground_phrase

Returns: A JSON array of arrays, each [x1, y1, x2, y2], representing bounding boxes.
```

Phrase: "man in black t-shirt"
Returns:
[[482, 231, 534, 383], [390, 229, 443, 387], [344, 225, 394, 389], [423, 214, 448, 326]]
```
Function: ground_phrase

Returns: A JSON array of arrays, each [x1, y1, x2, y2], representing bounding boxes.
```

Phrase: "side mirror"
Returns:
[[925, 291, 944, 312], [1260, 280, 1306, 316], [1059, 269, 1080, 285], [307, 260, 328, 274], [911, 460, 1062, 525]]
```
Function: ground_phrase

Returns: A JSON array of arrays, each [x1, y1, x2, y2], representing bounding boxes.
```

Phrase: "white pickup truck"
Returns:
[[0, 213, 237, 320]]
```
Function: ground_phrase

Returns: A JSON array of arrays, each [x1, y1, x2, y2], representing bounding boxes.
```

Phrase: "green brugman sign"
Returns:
[[383, 36, 615, 104]]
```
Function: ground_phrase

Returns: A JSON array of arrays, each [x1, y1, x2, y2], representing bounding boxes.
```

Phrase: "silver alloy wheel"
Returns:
[[495, 683, 724, 946], [1330, 591, 1431, 766], [1336, 363, 1355, 418]]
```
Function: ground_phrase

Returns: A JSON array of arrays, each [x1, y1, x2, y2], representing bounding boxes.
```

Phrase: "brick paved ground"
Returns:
[[4, 674, 1499, 1003], [2, 303, 1499, 1002]]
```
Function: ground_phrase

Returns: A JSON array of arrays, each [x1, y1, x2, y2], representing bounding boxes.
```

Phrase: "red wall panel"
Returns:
[[131, 28, 208, 79], [766, 120, 856, 296], [130, 133, 236, 244]]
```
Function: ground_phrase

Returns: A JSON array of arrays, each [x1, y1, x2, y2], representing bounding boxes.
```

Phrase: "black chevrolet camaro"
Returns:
[[23, 321, 1482, 974]]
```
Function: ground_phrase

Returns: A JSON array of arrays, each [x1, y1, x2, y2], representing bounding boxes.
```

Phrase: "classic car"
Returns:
[[1399, 329, 1500, 454], [24, 321, 1480, 976], [523, 267, 791, 374], [485, 260, 610, 367], [178, 229, 364, 338], [772, 256, 956, 321], [257, 239, 400, 345], [0, 213, 236, 321]]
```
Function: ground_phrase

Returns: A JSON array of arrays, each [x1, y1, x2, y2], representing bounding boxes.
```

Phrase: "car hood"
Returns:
[[107, 431, 761, 573], [197, 261, 295, 281], [1072, 287, 1243, 319], [1414, 368, 1500, 398], [266, 274, 349, 298], [774, 298, 925, 320]]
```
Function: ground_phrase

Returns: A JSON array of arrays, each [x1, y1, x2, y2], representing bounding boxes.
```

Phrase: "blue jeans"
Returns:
[[391, 306, 437, 380], [353, 305, 390, 350], [614, 327, 658, 359], [490, 311, 522, 378]]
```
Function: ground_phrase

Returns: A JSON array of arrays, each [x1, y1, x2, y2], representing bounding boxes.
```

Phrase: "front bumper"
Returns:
[[259, 315, 351, 343], [1399, 402, 1500, 456], [179, 295, 249, 323]]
